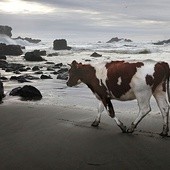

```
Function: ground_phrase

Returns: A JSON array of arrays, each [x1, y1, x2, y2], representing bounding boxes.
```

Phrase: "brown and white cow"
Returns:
[[67, 60, 170, 136]]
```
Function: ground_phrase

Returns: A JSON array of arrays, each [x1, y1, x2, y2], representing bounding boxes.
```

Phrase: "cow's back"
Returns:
[[104, 60, 168, 100]]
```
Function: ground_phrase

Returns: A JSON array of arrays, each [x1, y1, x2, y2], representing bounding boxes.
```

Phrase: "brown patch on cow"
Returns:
[[105, 61, 144, 98], [152, 62, 169, 92], [146, 75, 154, 86]]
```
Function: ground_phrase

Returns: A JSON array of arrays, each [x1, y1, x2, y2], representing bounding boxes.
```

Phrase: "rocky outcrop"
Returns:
[[107, 37, 132, 43], [9, 85, 42, 100], [90, 52, 102, 57], [153, 39, 170, 45], [53, 39, 71, 50], [13, 36, 41, 44], [0, 25, 12, 37], [24, 50, 46, 61], [0, 43, 23, 56]]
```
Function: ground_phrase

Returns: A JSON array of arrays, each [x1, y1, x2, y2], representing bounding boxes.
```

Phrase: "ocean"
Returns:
[[1, 39, 170, 114]]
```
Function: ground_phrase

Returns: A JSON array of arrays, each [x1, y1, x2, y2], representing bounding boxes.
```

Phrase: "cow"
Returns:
[[66, 60, 170, 136]]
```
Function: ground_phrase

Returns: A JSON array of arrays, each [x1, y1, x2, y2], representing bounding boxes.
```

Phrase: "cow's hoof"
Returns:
[[127, 127, 134, 133], [120, 125, 127, 133], [91, 121, 100, 127], [159, 132, 168, 137]]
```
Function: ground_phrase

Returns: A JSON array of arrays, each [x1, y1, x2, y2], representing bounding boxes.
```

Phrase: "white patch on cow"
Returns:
[[91, 62, 108, 87], [117, 77, 122, 85]]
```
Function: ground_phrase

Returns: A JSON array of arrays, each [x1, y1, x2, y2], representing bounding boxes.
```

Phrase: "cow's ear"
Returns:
[[71, 60, 78, 68]]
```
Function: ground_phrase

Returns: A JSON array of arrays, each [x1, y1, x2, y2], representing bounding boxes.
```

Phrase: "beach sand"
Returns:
[[0, 103, 170, 170]]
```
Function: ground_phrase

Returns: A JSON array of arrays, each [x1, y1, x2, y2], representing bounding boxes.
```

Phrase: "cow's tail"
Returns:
[[166, 64, 170, 103]]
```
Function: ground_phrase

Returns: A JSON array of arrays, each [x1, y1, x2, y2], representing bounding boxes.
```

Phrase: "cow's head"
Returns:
[[67, 60, 82, 87]]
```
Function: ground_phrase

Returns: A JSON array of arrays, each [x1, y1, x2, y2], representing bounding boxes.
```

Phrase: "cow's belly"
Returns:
[[109, 89, 136, 101]]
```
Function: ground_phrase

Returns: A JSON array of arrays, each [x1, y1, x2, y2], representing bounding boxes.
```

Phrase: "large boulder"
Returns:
[[0, 25, 12, 37], [53, 39, 71, 50], [9, 85, 42, 100], [0, 81, 5, 103], [0, 43, 23, 56], [24, 50, 46, 61]]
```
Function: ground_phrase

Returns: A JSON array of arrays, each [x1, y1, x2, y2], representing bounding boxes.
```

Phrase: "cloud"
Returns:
[[0, 0, 170, 42]]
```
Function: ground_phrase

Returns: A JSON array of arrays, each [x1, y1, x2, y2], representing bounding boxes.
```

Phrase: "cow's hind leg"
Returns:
[[127, 90, 152, 133], [91, 102, 104, 127], [154, 90, 169, 136]]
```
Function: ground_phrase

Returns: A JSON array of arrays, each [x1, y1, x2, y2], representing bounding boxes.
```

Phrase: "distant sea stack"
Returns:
[[153, 39, 170, 45], [0, 25, 12, 37], [53, 39, 71, 50], [107, 37, 132, 43], [13, 36, 41, 44]]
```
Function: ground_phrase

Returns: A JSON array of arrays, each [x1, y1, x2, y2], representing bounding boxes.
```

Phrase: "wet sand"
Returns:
[[0, 103, 170, 170]]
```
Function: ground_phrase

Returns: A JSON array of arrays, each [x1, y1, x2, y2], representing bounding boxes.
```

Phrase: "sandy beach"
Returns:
[[0, 103, 170, 170]]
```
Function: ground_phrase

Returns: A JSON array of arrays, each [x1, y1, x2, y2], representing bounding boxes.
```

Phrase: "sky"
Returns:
[[0, 0, 170, 43]]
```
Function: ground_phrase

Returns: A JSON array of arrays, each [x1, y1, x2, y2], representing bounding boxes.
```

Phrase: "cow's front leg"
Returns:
[[103, 98, 126, 133], [91, 102, 104, 127]]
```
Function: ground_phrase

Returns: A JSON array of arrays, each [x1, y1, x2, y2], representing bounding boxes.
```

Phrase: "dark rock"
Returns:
[[53, 39, 71, 50], [4, 63, 25, 72], [9, 87, 22, 96], [13, 70, 21, 74], [10, 75, 31, 83], [0, 81, 5, 103], [0, 76, 8, 80], [138, 49, 151, 54], [24, 50, 46, 61], [46, 67, 54, 71], [40, 74, 52, 79], [39, 50, 46, 56], [34, 71, 43, 74], [47, 52, 59, 57], [18, 67, 27, 72], [56, 68, 68, 74], [18, 76, 31, 83], [24, 75, 39, 80], [0, 55, 6, 60], [107, 37, 132, 43], [153, 39, 170, 45], [51, 71, 58, 75], [84, 59, 91, 62], [0, 60, 8, 68], [0, 43, 23, 56], [45, 61, 55, 65], [57, 72, 68, 80], [13, 36, 41, 44], [32, 66, 40, 71], [0, 25, 12, 37], [9, 85, 42, 100], [90, 52, 102, 57], [54, 63, 63, 68]]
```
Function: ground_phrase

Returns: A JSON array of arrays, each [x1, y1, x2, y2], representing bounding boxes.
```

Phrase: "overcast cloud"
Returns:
[[0, 0, 170, 42]]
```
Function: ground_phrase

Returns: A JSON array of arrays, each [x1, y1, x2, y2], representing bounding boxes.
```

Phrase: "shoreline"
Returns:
[[0, 103, 170, 169]]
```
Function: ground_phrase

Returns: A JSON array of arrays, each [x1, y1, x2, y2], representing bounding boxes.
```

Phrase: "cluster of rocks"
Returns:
[[0, 43, 23, 56], [107, 37, 132, 43], [153, 39, 170, 45], [13, 36, 41, 44], [23, 50, 46, 61]]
